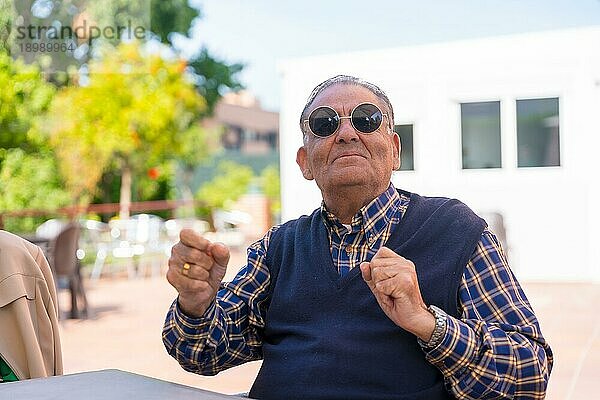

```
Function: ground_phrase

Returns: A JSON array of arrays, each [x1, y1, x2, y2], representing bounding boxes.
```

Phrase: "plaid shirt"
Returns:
[[163, 184, 553, 399]]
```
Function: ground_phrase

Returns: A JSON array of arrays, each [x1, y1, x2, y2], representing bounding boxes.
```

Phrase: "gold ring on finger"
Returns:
[[182, 262, 191, 276]]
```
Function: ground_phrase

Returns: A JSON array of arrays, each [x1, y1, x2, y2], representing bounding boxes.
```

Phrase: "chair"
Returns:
[[90, 214, 170, 280], [107, 215, 167, 278], [164, 217, 211, 258], [50, 223, 88, 319], [35, 219, 67, 240], [32, 218, 68, 258], [480, 212, 510, 260], [130, 214, 168, 277], [164, 218, 210, 243], [80, 220, 113, 281]]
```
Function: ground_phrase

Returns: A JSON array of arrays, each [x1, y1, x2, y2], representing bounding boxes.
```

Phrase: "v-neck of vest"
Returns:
[[314, 215, 358, 288], [316, 190, 419, 289]]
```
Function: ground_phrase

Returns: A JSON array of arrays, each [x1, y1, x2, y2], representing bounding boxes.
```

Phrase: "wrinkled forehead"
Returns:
[[310, 83, 384, 113]]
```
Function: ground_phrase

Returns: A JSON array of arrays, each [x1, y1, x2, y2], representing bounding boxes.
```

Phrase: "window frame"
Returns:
[[515, 96, 562, 169], [393, 122, 416, 172], [459, 100, 503, 170]]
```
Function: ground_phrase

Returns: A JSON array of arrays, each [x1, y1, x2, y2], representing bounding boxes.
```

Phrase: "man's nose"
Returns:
[[335, 117, 360, 143]]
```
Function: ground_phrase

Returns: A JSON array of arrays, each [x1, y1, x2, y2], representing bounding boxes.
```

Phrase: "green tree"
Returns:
[[2, 1, 244, 223], [89, 0, 244, 115], [0, 51, 54, 154], [0, 148, 71, 232], [260, 165, 281, 218], [6, 0, 243, 98], [92, 158, 177, 221], [195, 160, 255, 223], [4, 0, 197, 81], [176, 123, 222, 217], [47, 41, 208, 217], [188, 48, 244, 115], [0, 0, 14, 53], [87, 0, 200, 46], [0, 50, 67, 233], [150, 0, 199, 44], [85, 1, 243, 210]]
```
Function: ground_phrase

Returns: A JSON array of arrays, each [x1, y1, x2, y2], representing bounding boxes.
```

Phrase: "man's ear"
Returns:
[[296, 146, 314, 180], [392, 132, 401, 171]]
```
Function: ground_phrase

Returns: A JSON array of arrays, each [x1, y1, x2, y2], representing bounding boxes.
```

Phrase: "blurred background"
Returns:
[[0, 0, 599, 399]]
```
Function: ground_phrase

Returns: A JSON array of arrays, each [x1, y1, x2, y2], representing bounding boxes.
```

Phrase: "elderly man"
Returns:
[[163, 75, 553, 399]]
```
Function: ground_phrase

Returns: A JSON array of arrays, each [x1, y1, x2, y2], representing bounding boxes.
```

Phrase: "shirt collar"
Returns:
[[321, 183, 402, 238]]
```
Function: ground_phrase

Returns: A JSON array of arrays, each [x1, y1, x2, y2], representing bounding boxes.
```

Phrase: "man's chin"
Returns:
[[321, 175, 370, 191]]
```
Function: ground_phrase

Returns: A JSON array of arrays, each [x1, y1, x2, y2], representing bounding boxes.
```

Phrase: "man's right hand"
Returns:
[[166, 229, 230, 318]]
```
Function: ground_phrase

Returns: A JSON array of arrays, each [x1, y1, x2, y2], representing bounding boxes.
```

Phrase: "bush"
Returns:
[[0, 148, 71, 233]]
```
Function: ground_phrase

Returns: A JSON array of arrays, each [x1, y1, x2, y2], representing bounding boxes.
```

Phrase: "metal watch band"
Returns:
[[419, 304, 448, 349]]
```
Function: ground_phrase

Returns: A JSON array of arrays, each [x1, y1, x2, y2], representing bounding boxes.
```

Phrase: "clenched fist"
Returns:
[[360, 247, 435, 342], [166, 229, 230, 318]]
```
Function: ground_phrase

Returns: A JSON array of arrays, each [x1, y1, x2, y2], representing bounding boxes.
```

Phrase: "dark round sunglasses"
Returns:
[[304, 102, 389, 138]]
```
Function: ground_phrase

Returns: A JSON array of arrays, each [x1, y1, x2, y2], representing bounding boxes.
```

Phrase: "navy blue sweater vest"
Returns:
[[249, 191, 486, 400]]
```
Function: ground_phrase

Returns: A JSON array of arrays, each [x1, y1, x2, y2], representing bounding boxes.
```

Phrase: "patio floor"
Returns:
[[58, 251, 599, 399]]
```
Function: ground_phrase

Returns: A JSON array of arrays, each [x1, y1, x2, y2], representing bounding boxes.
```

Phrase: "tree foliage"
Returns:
[[195, 161, 281, 223], [46, 41, 208, 211], [188, 48, 244, 114], [151, 0, 199, 44], [92, 159, 176, 219], [1, 1, 245, 224], [196, 160, 254, 211], [260, 164, 281, 216], [0, 0, 14, 53], [0, 51, 54, 152], [0, 50, 68, 233], [89, 0, 244, 115], [0, 148, 71, 232]]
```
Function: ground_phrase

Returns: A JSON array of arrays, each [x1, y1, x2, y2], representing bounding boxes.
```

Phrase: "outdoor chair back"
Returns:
[[50, 223, 88, 319]]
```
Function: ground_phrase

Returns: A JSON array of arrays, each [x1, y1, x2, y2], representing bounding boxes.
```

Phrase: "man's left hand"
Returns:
[[360, 247, 436, 342]]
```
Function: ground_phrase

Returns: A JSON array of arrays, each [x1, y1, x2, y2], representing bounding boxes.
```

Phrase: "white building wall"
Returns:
[[278, 27, 600, 282]]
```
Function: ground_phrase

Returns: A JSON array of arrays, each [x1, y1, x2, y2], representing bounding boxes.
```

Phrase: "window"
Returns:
[[265, 131, 278, 150], [516, 98, 560, 167], [222, 126, 242, 150], [243, 129, 257, 142], [461, 101, 501, 169], [394, 124, 414, 171]]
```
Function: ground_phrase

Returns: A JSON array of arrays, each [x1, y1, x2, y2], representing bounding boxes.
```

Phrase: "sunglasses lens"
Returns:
[[309, 107, 339, 137], [352, 104, 383, 133]]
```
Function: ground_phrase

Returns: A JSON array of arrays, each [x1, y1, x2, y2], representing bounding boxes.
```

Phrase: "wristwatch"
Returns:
[[418, 304, 448, 349]]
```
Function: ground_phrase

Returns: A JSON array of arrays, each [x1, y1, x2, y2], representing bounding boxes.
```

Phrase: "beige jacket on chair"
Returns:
[[0, 230, 63, 379]]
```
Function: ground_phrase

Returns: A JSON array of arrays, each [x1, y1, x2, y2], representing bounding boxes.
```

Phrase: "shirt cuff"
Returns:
[[172, 298, 217, 339], [422, 315, 478, 377]]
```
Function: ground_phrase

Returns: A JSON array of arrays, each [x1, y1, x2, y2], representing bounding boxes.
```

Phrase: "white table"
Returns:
[[0, 369, 247, 400]]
